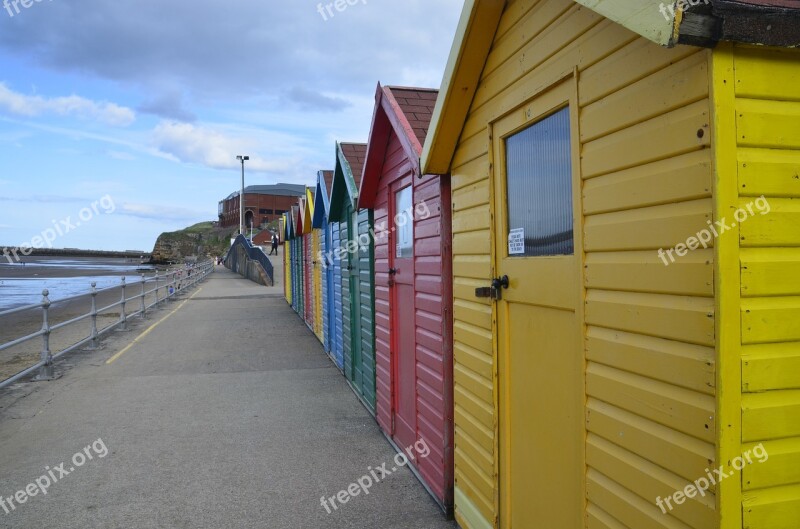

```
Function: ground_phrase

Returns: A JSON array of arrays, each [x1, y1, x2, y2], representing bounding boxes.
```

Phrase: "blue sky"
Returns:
[[0, 0, 461, 251]]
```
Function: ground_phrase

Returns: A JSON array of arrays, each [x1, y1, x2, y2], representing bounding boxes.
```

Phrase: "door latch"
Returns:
[[475, 275, 509, 300]]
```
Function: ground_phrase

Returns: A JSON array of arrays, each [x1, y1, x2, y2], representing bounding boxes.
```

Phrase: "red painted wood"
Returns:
[[360, 86, 453, 510]]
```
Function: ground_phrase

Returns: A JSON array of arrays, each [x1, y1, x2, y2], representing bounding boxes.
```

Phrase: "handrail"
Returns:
[[0, 260, 215, 389], [226, 235, 274, 285]]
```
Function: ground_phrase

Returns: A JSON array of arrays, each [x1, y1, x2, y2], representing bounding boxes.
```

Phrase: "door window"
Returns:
[[395, 186, 413, 259], [505, 106, 573, 257]]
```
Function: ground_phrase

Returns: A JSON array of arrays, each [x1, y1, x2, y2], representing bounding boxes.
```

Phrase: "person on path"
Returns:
[[269, 233, 279, 256]]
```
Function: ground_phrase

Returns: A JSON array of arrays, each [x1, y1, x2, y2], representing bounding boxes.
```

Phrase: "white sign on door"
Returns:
[[508, 228, 525, 255]]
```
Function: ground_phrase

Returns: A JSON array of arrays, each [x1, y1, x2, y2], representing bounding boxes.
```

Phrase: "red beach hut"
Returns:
[[357, 84, 453, 512]]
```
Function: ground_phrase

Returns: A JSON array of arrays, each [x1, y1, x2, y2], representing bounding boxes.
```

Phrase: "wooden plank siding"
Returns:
[[447, 0, 718, 527], [734, 44, 800, 529], [313, 228, 324, 343], [356, 208, 377, 412]]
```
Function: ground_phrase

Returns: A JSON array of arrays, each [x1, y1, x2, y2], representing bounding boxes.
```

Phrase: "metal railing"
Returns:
[[226, 235, 274, 284], [0, 260, 215, 389]]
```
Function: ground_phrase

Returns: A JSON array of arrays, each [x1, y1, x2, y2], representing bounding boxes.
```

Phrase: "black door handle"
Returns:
[[492, 275, 509, 290], [388, 268, 397, 276]]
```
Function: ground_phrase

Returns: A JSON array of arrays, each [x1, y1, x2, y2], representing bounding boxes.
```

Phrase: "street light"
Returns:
[[236, 155, 250, 237]]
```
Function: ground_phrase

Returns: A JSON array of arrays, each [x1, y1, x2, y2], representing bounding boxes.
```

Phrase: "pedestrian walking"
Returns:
[[269, 233, 279, 256]]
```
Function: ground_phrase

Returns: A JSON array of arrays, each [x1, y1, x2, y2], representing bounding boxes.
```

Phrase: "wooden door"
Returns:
[[493, 81, 584, 529], [348, 205, 363, 388], [390, 180, 416, 447]]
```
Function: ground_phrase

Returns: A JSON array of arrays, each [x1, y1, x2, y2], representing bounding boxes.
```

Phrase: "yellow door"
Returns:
[[492, 80, 584, 529]]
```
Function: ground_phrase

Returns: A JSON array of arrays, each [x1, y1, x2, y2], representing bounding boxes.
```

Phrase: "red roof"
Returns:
[[321, 170, 334, 199], [340, 142, 367, 188], [386, 86, 438, 150]]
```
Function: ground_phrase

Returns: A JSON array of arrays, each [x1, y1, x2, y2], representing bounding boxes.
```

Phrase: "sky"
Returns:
[[0, 0, 462, 252]]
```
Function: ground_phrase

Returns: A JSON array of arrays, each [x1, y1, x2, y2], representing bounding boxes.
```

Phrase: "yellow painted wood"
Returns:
[[579, 39, 700, 107], [581, 100, 710, 179], [743, 485, 800, 529], [454, 486, 495, 529], [586, 399, 716, 484], [452, 255, 492, 281], [741, 248, 800, 297], [587, 504, 629, 529], [586, 290, 715, 347], [453, 299, 492, 331], [492, 79, 584, 529], [585, 250, 713, 297], [738, 148, 800, 198], [736, 98, 800, 150], [742, 342, 800, 392], [732, 42, 800, 529], [580, 51, 708, 143], [587, 434, 716, 527], [587, 363, 715, 442], [587, 326, 715, 395], [584, 199, 714, 252], [460, 18, 636, 142], [741, 391, 800, 442], [738, 198, 800, 247], [586, 468, 688, 529], [734, 46, 800, 102], [710, 42, 744, 529], [743, 438, 800, 491], [741, 297, 800, 344], [472, 4, 600, 111], [582, 150, 712, 215]]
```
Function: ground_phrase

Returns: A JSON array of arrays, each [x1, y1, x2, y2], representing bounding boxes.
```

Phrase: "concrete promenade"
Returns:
[[0, 258, 457, 528]]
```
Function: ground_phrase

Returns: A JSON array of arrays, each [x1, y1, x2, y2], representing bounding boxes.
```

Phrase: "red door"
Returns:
[[390, 181, 416, 448]]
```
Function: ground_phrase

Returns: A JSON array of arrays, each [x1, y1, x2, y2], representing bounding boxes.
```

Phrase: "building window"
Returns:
[[505, 106, 573, 257]]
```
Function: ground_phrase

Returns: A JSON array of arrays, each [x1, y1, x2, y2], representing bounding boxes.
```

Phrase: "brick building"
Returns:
[[218, 183, 306, 231]]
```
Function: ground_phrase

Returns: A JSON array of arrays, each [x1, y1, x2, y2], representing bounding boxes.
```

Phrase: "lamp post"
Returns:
[[236, 155, 250, 237]]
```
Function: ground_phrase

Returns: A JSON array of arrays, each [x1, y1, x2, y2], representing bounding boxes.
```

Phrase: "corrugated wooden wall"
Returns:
[[313, 229, 324, 342], [357, 208, 377, 412], [448, 0, 717, 527], [733, 44, 800, 529], [415, 170, 453, 506], [333, 222, 345, 370], [371, 130, 454, 506]]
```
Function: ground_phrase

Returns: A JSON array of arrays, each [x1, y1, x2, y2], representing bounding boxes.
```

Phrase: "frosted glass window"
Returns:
[[505, 106, 573, 257], [395, 186, 413, 258]]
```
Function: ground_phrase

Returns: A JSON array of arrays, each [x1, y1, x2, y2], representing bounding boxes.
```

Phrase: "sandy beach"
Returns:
[[0, 256, 186, 381]]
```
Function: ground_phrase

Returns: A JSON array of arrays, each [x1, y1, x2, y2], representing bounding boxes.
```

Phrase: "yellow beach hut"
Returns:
[[421, 1, 800, 528]]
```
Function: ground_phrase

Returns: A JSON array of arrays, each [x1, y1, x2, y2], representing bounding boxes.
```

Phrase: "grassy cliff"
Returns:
[[150, 222, 236, 263]]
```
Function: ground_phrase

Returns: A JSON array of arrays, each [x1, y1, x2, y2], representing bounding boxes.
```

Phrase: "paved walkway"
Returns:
[[0, 260, 457, 528]]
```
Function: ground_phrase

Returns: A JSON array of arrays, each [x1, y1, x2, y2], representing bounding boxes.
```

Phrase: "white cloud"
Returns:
[[0, 83, 136, 127], [151, 121, 295, 173], [119, 201, 210, 222]]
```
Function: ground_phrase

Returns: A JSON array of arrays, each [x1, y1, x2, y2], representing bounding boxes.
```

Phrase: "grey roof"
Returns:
[[224, 183, 306, 200]]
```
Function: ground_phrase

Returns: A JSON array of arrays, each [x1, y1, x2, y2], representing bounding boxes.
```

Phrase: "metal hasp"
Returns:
[[476, 275, 509, 300]]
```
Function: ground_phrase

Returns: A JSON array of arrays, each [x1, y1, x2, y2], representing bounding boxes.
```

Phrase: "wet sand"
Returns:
[[0, 257, 187, 381]]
